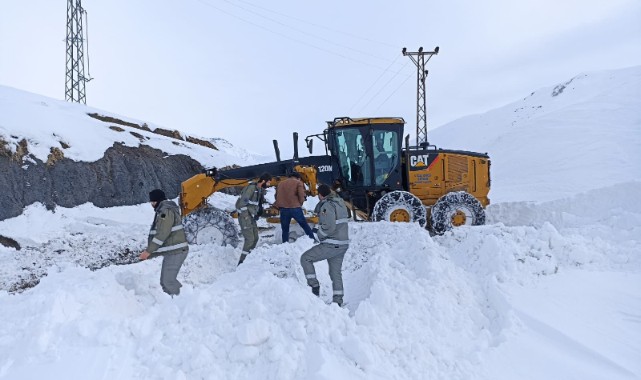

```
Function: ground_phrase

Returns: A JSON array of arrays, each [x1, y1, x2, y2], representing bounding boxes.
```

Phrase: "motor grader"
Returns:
[[179, 117, 490, 246]]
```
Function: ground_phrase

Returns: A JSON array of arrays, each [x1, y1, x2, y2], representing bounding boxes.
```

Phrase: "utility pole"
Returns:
[[65, 0, 92, 104], [402, 46, 439, 147]]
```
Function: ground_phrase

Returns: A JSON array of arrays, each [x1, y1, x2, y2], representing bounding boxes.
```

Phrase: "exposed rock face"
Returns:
[[0, 143, 203, 221], [0, 235, 20, 250]]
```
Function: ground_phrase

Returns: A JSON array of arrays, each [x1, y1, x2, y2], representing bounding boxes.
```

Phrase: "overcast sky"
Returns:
[[2, 0, 640, 157]]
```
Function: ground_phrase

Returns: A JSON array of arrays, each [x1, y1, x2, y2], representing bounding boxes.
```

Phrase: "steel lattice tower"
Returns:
[[402, 46, 439, 147], [65, 0, 91, 104]]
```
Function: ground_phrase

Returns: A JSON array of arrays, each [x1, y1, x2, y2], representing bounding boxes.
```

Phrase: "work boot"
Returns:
[[311, 286, 320, 296], [237, 253, 247, 266]]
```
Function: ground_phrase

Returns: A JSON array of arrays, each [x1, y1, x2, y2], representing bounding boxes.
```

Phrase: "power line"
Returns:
[[373, 73, 413, 113], [232, 0, 398, 49], [194, 0, 415, 119], [194, 0, 401, 73], [221, 0, 393, 63], [357, 60, 411, 115], [348, 54, 401, 114]]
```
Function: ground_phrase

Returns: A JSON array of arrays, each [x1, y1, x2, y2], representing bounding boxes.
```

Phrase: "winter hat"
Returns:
[[317, 184, 331, 197], [259, 172, 273, 182], [149, 189, 167, 202]]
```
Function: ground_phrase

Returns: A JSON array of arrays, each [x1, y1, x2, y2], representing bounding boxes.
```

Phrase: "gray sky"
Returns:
[[2, 0, 640, 158]]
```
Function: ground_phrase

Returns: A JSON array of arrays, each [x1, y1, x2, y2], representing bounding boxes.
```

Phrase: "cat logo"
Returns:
[[410, 154, 430, 167]]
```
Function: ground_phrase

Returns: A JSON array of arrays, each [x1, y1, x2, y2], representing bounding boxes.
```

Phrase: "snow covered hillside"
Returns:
[[430, 65, 641, 202], [0, 66, 640, 380], [0, 85, 268, 167], [0, 85, 271, 220]]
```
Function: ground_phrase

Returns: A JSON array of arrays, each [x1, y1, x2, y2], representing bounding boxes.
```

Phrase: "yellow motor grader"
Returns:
[[179, 117, 490, 246]]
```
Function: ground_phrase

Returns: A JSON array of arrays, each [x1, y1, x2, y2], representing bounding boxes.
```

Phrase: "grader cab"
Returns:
[[319, 117, 490, 234]]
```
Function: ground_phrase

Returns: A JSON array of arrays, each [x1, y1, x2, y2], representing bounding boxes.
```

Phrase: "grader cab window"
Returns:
[[372, 130, 399, 185], [336, 129, 371, 186]]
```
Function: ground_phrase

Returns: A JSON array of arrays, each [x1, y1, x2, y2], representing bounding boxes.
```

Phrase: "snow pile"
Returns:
[[0, 218, 532, 379], [0, 218, 477, 379], [1, 182, 640, 379]]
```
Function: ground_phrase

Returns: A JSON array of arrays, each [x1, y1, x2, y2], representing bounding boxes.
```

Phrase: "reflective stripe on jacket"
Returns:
[[235, 182, 263, 216], [314, 192, 350, 245], [147, 200, 189, 255]]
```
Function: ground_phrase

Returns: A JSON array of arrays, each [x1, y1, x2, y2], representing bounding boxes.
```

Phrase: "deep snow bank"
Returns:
[[0, 183, 639, 379], [0, 218, 516, 379]]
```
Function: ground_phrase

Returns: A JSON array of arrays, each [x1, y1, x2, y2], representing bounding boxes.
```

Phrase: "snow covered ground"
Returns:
[[1, 66, 640, 379]]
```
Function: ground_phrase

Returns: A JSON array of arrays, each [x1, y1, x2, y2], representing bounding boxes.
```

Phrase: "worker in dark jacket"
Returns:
[[139, 189, 189, 296], [235, 173, 272, 265], [273, 172, 315, 243], [300, 184, 350, 306]]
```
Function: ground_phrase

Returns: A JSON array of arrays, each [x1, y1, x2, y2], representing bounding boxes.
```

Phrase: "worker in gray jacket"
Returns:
[[300, 184, 350, 306], [236, 173, 272, 265], [139, 189, 189, 296]]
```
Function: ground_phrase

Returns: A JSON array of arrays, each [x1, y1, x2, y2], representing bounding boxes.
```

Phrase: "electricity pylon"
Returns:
[[65, 0, 92, 104], [402, 46, 439, 147]]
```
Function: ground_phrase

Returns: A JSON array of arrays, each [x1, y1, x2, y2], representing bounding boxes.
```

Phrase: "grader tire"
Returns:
[[430, 191, 485, 235], [183, 207, 240, 247], [371, 191, 427, 227]]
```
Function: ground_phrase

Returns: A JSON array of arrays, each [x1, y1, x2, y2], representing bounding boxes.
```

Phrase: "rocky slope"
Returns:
[[0, 142, 202, 221], [0, 86, 262, 221]]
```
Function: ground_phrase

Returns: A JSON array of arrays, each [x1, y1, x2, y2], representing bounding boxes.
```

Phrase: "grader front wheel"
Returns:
[[371, 191, 427, 227], [430, 191, 486, 234], [182, 207, 240, 247]]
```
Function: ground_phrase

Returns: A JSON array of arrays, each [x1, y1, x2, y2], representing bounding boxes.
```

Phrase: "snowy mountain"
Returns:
[[430, 65, 641, 202], [0, 66, 640, 380]]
